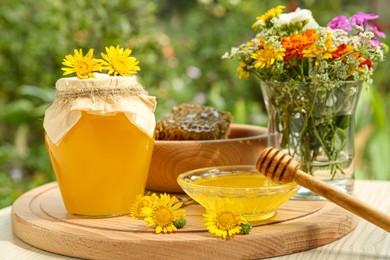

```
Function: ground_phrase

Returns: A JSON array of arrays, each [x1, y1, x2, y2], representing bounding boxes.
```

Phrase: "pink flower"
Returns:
[[327, 16, 351, 32], [349, 12, 379, 28], [327, 12, 386, 47], [368, 24, 386, 38], [370, 38, 382, 46]]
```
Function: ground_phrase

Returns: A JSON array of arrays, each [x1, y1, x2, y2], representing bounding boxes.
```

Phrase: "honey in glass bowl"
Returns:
[[177, 165, 299, 221]]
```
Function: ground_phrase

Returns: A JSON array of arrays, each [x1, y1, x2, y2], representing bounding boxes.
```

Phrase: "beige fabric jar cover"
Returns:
[[44, 73, 156, 145]]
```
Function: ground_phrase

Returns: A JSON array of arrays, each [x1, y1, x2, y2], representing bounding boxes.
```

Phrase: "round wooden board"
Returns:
[[12, 182, 358, 260]]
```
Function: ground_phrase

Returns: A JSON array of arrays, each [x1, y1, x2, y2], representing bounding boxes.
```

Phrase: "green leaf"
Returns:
[[19, 85, 55, 103], [333, 128, 347, 151], [0, 99, 36, 124]]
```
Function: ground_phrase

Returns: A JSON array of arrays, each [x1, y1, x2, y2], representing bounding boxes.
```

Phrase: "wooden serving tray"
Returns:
[[12, 182, 358, 259]]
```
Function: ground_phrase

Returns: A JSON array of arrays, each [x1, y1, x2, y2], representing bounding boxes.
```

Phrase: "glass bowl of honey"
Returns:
[[177, 165, 300, 221]]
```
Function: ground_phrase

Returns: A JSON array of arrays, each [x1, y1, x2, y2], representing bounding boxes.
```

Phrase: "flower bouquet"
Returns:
[[224, 6, 387, 197]]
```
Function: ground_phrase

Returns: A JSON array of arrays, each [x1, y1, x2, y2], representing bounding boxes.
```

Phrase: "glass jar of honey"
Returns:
[[44, 74, 156, 217]]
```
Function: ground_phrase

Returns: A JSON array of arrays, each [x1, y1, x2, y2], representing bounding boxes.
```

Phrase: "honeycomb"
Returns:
[[154, 104, 231, 140]]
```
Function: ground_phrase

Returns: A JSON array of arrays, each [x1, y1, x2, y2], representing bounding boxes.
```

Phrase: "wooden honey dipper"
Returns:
[[256, 147, 390, 232]]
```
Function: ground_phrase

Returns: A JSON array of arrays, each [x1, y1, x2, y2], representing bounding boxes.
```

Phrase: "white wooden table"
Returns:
[[1, 180, 390, 260]]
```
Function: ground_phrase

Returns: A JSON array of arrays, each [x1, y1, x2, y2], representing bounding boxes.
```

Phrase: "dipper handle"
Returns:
[[257, 147, 390, 233]]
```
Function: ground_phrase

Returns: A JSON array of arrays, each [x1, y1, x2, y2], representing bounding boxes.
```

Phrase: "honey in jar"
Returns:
[[44, 74, 156, 217]]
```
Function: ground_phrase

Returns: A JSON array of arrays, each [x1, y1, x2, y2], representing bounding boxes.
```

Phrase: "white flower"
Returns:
[[221, 52, 230, 59], [304, 18, 320, 30], [253, 20, 265, 29], [221, 47, 240, 59], [329, 28, 363, 49], [276, 8, 319, 30]]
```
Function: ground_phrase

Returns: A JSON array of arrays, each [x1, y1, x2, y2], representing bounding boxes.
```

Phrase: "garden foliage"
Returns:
[[0, 0, 389, 208]]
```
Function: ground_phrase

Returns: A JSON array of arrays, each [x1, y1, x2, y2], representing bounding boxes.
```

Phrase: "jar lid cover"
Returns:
[[44, 73, 156, 145]]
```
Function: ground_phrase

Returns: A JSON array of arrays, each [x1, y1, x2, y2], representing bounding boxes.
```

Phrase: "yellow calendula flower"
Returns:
[[323, 33, 338, 59], [101, 45, 140, 76], [251, 45, 285, 69], [203, 205, 248, 239], [61, 48, 103, 79], [237, 61, 250, 80], [252, 5, 285, 29], [141, 193, 186, 234], [130, 193, 158, 220], [303, 32, 337, 62]]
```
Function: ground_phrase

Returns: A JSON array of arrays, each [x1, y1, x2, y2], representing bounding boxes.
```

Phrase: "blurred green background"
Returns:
[[1, 0, 389, 208]]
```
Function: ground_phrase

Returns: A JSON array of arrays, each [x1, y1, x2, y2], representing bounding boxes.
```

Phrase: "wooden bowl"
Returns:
[[146, 124, 268, 193]]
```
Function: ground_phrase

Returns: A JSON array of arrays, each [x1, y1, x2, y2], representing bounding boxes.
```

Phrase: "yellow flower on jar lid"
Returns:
[[101, 45, 140, 76], [61, 48, 103, 79]]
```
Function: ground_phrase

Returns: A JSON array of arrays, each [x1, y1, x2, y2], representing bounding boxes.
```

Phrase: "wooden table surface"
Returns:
[[1, 180, 390, 260]]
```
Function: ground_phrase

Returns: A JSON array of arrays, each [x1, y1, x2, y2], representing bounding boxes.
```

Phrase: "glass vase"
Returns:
[[261, 81, 362, 200]]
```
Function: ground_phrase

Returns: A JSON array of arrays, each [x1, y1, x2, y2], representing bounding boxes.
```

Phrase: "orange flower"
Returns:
[[281, 29, 319, 62], [359, 58, 373, 68], [242, 38, 263, 50], [332, 44, 354, 59], [255, 38, 265, 49]]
